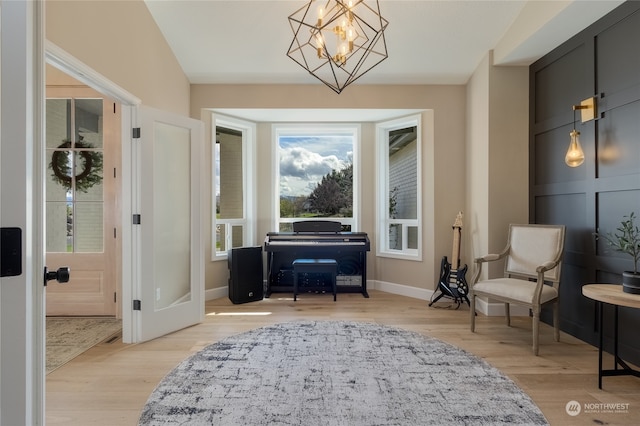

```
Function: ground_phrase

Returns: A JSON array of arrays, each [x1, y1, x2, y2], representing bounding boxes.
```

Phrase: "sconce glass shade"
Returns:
[[565, 129, 585, 167]]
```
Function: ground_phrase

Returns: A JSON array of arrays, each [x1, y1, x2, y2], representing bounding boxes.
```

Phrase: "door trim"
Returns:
[[45, 41, 141, 106], [1, 1, 45, 424]]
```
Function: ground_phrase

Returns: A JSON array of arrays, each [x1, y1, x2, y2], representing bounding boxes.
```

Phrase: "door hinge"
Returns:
[[133, 299, 141, 311], [133, 127, 141, 139], [114, 227, 117, 238], [133, 214, 141, 225], [114, 292, 117, 303]]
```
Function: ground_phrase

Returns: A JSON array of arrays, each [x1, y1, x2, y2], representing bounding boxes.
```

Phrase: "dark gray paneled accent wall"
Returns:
[[530, 1, 640, 364]]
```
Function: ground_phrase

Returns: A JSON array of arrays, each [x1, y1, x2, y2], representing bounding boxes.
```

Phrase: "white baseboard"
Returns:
[[370, 280, 529, 317], [206, 286, 228, 301], [372, 280, 435, 301], [206, 280, 530, 317], [478, 297, 530, 316]]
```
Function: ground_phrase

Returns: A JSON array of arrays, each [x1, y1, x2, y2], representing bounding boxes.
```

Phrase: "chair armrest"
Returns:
[[471, 244, 510, 287], [474, 243, 510, 264], [471, 255, 496, 287], [533, 259, 562, 303], [536, 260, 558, 273], [475, 253, 500, 263]]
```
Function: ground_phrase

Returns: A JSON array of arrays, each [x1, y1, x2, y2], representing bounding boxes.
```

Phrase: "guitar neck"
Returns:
[[450, 226, 461, 270]]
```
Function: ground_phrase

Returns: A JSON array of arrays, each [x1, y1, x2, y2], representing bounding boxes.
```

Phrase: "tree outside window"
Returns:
[[277, 126, 357, 231]]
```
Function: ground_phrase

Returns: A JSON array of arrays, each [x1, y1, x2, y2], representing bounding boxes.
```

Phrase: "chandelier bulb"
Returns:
[[347, 25, 356, 42]]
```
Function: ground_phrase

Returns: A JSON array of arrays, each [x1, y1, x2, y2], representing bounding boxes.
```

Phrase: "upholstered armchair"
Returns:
[[469, 224, 566, 355]]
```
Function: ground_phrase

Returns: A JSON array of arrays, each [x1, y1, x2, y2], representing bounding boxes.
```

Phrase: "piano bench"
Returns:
[[292, 259, 338, 302]]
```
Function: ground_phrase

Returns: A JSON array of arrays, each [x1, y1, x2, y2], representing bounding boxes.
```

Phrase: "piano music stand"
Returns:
[[292, 220, 342, 233]]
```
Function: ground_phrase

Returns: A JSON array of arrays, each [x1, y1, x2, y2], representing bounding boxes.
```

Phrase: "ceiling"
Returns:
[[143, 0, 623, 121], [144, 0, 623, 85]]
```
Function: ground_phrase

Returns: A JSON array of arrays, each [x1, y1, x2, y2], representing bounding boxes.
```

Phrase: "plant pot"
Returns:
[[622, 271, 640, 294]]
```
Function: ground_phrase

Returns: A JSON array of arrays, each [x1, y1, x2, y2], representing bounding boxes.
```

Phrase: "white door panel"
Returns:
[[133, 106, 204, 342]]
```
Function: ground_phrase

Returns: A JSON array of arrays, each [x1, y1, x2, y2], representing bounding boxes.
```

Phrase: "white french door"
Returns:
[[130, 106, 204, 342]]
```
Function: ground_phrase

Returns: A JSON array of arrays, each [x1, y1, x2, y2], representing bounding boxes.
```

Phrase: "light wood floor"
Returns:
[[46, 290, 640, 425]]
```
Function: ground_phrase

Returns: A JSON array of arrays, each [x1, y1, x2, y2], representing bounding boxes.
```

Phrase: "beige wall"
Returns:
[[465, 51, 529, 280], [466, 54, 491, 276], [192, 84, 466, 293], [45, 0, 530, 298], [488, 53, 530, 261], [46, 0, 190, 115]]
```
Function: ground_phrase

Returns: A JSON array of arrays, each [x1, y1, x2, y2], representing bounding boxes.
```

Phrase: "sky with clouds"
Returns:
[[279, 134, 353, 197]]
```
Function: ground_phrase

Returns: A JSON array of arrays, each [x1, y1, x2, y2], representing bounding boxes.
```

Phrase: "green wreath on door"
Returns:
[[49, 138, 103, 193]]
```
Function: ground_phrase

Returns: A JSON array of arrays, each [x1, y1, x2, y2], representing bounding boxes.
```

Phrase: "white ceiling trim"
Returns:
[[209, 108, 425, 123]]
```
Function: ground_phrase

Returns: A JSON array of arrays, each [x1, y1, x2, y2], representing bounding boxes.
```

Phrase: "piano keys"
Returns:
[[264, 231, 370, 298]]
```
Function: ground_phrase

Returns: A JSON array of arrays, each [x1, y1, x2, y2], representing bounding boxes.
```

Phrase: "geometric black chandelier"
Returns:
[[287, 0, 389, 94]]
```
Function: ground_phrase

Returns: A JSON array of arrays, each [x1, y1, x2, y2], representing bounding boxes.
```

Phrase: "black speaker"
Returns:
[[228, 246, 263, 304]]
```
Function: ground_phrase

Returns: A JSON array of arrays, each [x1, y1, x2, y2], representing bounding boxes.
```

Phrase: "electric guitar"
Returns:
[[429, 212, 470, 307]]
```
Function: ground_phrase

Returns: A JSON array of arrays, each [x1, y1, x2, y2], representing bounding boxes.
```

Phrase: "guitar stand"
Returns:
[[429, 287, 470, 309]]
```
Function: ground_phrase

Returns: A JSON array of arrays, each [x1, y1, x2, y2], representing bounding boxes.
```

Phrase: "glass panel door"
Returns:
[[153, 121, 191, 309], [45, 91, 116, 317], [136, 106, 204, 342]]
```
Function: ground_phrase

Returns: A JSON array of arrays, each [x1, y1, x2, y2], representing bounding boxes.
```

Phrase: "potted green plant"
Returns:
[[595, 212, 640, 294]]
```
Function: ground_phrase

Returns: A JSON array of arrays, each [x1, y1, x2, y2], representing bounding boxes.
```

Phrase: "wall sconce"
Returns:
[[566, 97, 597, 167]]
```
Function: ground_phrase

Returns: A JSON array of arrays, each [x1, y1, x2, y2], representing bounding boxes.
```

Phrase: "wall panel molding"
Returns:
[[530, 1, 640, 360]]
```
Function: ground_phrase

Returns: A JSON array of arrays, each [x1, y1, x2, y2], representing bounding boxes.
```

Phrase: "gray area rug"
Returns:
[[139, 321, 548, 425], [46, 317, 121, 374]]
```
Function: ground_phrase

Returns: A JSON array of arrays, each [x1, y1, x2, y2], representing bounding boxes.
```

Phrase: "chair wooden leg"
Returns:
[[532, 309, 540, 356], [505, 303, 511, 327], [470, 294, 476, 332], [553, 302, 560, 342]]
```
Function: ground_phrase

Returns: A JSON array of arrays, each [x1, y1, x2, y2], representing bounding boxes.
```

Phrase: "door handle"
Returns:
[[44, 266, 70, 286]]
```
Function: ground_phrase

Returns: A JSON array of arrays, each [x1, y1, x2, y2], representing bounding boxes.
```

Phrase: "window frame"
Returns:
[[376, 114, 423, 260], [210, 113, 257, 261], [272, 123, 361, 232]]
